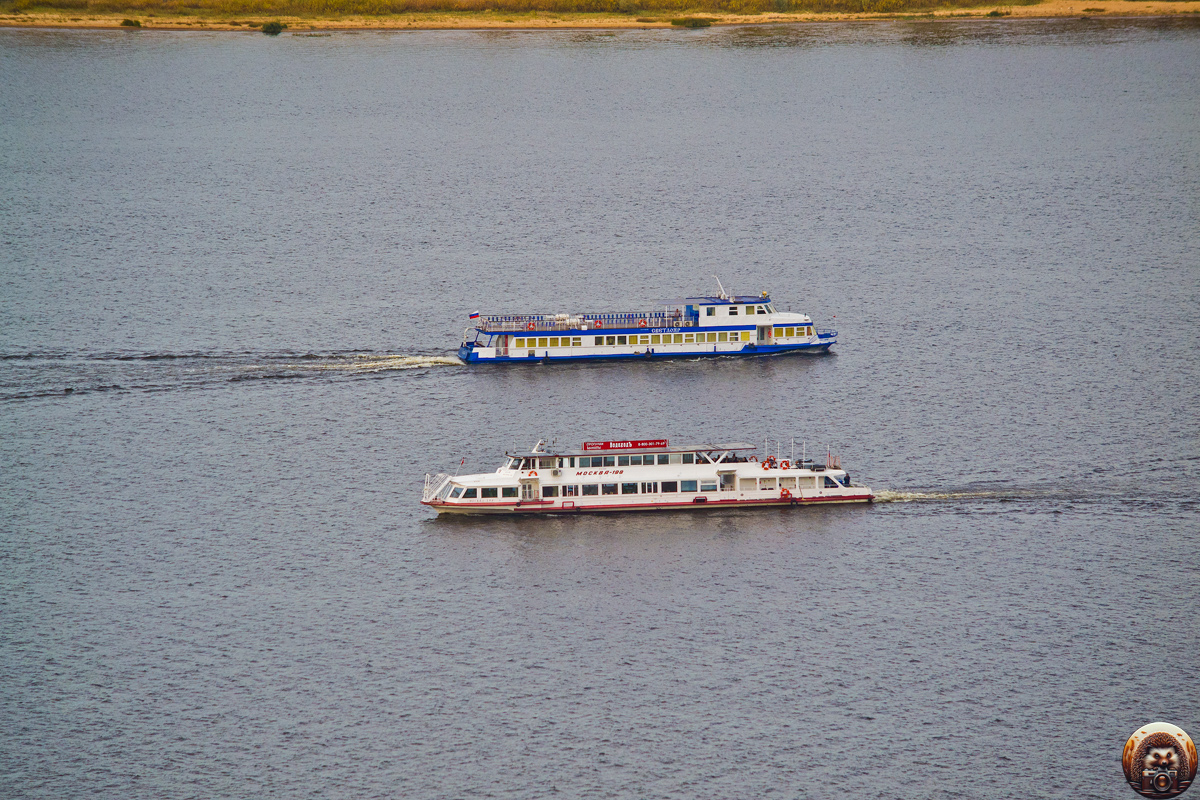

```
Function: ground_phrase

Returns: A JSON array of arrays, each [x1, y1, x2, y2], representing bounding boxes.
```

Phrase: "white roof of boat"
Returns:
[[510, 442, 758, 457]]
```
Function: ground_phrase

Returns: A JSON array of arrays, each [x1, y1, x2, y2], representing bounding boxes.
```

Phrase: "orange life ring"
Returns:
[[526, 322, 536, 331], [781, 460, 790, 470], [749, 455, 757, 462], [781, 488, 792, 499], [638, 319, 647, 328], [762, 461, 771, 471], [594, 320, 603, 329], [529, 470, 538, 477]]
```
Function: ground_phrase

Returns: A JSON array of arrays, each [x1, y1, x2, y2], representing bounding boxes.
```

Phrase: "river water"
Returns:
[[2, 18, 1198, 799]]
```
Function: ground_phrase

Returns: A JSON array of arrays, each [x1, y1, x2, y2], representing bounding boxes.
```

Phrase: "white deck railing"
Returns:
[[422, 473, 451, 503]]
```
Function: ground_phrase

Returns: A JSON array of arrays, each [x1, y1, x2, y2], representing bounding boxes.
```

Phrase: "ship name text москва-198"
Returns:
[[421, 439, 872, 515], [457, 281, 836, 363]]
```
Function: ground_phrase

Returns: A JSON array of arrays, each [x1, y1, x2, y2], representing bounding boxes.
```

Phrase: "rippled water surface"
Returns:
[[2, 18, 1199, 799]]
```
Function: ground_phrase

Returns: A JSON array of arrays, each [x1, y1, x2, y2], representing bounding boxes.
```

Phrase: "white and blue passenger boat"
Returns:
[[457, 282, 836, 364]]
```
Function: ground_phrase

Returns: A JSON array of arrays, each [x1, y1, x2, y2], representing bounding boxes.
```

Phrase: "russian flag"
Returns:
[[468, 311, 480, 320]]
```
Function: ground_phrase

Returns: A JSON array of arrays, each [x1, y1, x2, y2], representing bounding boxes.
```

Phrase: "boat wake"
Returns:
[[275, 354, 463, 373], [0, 351, 464, 401], [873, 489, 1015, 503]]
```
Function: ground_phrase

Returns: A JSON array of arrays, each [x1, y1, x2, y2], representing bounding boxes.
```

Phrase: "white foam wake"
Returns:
[[873, 490, 1016, 503], [285, 355, 463, 372]]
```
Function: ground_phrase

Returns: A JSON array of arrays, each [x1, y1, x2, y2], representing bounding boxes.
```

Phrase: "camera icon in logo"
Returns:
[[1123, 722, 1197, 798]]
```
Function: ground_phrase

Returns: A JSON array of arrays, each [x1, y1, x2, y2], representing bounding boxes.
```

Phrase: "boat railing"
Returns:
[[816, 328, 837, 339], [422, 472, 451, 503], [476, 311, 694, 333]]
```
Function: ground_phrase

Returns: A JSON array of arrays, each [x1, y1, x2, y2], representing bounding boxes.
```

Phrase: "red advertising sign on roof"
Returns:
[[582, 439, 669, 451]]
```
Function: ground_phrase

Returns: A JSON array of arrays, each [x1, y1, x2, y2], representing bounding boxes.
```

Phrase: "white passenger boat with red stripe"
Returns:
[[421, 439, 872, 515]]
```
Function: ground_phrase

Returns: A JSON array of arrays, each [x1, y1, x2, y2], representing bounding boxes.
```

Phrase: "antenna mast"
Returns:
[[713, 275, 730, 300]]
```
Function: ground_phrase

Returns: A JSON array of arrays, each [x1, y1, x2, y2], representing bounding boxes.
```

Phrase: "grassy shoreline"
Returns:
[[2, 0, 1198, 28]]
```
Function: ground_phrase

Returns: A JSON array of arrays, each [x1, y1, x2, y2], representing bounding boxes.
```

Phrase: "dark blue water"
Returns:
[[2, 19, 1199, 799]]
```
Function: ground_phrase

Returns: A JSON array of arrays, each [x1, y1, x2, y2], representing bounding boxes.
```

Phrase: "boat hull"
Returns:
[[424, 493, 873, 515], [458, 341, 833, 363]]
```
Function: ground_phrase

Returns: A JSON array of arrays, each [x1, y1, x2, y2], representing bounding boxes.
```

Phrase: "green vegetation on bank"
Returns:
[[0, 0, 1042, 18]]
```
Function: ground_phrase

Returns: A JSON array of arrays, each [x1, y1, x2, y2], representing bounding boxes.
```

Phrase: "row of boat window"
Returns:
[[510, 327, 813, 350], [707, 304, 773, 316], [448, 474, 845, 500], [450, 481, 718, 499], [509, 453, 701, 470]]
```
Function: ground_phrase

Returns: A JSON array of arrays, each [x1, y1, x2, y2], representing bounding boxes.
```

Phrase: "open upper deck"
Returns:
[[506, 440, 757, 458], [471, 294, 779, 334]]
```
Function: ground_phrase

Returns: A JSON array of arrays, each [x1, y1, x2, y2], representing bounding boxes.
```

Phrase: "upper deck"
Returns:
[[506, 440, 757, 459], [472, 294, 786, 334]]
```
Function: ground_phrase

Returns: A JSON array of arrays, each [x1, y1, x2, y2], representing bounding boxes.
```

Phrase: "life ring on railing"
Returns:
[[748, 455, 757, 462], [526, 322, 536, 331], [594, 320, 603, 329], [763, 461, 771, 471], [638, 319, 647, 328], [529, 470, 537, 477], [781, 460, 790, 470], [781, 488, 792, 500]]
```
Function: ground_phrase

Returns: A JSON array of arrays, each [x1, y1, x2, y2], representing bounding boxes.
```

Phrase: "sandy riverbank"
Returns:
[[1, 0, 1198, 30]]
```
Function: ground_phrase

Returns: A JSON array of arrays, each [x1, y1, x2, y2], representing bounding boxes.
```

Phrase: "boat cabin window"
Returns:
[[661, 481, 678, 492], [757, 306, 767, 314], [582, 484, 599, 495], [681, 480, 698, 492], [641, 482, 657, 493], [602, 483, 618, 495], [542, 486, 559, 498], [603, 456, 615, 467], [824, 476, 840, 488], [700, 482, 717, 492], [462, 488, 477, 498], [621, 483, 638, 494], [657, 454, 670, 465], [450, 487, 465, 499], [668, 453, 683, 464], [682, 453, 694, 464], [706, 307, 715, 316], [563, 485, 578, 496], [606, 336, 616, 346], [744, 305, 754, 315], [502, 486, 518, 497], [520, 458, 533, 470], [481, 488, 498, 498], [728, 306, 738, 315], [539, 457, 555, 469]]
